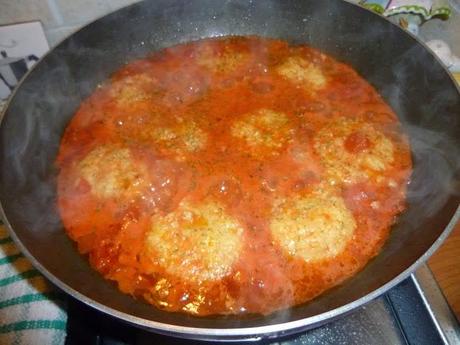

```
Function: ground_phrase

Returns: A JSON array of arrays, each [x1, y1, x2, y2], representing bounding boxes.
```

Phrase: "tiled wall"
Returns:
[[0, 0, 140, 46], [1, 0, 459, 54]]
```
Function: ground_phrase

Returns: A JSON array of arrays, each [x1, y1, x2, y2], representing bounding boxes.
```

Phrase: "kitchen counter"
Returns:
[[1, 0, 459, 328], [428, 79, 460, 316], [427, 72, 460, 322], [429, 222, 460, 321]]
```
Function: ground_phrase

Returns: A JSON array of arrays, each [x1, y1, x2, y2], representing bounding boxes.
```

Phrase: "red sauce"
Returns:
[[344, 131, 373, 153], [57, 36, 412, 316]]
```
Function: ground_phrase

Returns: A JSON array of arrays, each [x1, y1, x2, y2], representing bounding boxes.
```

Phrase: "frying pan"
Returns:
[[0, 0, 459, 341]]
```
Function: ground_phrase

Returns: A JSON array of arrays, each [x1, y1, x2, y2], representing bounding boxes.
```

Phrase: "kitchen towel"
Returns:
[[0, 225, 67, 345]]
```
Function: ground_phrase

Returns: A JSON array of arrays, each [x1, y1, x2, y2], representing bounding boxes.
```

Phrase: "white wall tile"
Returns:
[[45, 25, 81, 47], [107, 0, 141, 12], [54, 0, 111, 26], [419, 10, 460, 56], [0, 0, 57, 29], [0, 0, 143, 48]]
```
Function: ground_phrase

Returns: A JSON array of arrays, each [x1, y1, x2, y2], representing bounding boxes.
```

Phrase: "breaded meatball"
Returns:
[[276, 56, 327, 90], [270, 188, 356, 262], [151, 120, 208, 159], [314, 117, 394, 185], [195, 45, 247, 74], [78, 145, 147, 199], [231, 108, 293, 157], [146, 199, 244, 283], [110, 74, 157, 108]]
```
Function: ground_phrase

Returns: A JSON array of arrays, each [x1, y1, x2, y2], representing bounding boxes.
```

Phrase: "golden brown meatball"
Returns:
[[195, 45, 247, 74], [150, 120, 208, 160], [231, 108, 293, 157], [314, 117, 395, 185], [110, 74, 157, 108], [78, 145, 148, 199], [276, 56, 327, 91], [146, 199, 244, 283], [270, 187, 356, 262]]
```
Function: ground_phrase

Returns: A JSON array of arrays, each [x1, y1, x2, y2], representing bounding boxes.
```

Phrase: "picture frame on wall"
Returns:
[[0, 21, 49, 101]]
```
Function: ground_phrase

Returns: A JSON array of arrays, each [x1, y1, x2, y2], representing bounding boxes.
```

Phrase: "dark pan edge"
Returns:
[[1, 197, 458, 341], [1, 0, 459, 341]]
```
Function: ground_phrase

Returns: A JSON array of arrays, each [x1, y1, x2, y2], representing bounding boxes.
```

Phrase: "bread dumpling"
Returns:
[[146, 199, 244, 283], [271, 188, 356, 262]]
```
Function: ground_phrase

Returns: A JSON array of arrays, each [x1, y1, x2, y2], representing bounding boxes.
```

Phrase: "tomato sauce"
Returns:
[[57, 36, 412, 316]]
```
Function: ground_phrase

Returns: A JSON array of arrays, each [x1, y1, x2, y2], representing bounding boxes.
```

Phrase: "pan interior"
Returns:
[[0, 0, 459, 334]]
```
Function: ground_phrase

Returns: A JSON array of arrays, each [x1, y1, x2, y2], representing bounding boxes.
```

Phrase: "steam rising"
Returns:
[[377, 44, 460, 225], [0, 0, 458, 332], [407, 125, 459, 219]]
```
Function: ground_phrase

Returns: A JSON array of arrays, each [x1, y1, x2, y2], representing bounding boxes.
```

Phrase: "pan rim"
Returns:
[[0, 0, 459, 340], [1, 204, 458, 339]]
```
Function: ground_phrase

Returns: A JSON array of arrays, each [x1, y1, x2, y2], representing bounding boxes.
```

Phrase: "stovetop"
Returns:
[[1, 20, 459, 345], [64, 265, 460, 345]]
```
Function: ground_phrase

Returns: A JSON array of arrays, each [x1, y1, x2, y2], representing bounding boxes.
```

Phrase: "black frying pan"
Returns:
[[0, 0, 459, 341]]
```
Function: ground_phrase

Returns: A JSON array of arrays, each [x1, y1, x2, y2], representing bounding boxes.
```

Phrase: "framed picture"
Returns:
[[0, 21, 49, 100]]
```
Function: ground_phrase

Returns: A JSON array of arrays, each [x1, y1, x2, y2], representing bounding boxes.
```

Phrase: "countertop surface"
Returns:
[[1, 0, 459, 325], [427, 72, 460, 322], [429, 222, 460, 321], [415, 0, 460, 322]]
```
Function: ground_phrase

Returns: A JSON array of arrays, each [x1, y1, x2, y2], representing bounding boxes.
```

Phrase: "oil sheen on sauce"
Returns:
[[56, 36, 412, 316]]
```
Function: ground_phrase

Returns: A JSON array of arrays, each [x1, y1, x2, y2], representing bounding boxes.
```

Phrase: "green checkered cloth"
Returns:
[[0, 225, 67, 344]]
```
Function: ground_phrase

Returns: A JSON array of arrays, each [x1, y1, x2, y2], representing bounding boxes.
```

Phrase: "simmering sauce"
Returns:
[[57, 36, 412, 316]]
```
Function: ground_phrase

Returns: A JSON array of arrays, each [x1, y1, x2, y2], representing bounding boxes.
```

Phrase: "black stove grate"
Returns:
[[64, 276, 447, 345]]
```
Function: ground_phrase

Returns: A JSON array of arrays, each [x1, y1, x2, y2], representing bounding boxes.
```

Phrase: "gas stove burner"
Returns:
[[64, 265, 459, 345]]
